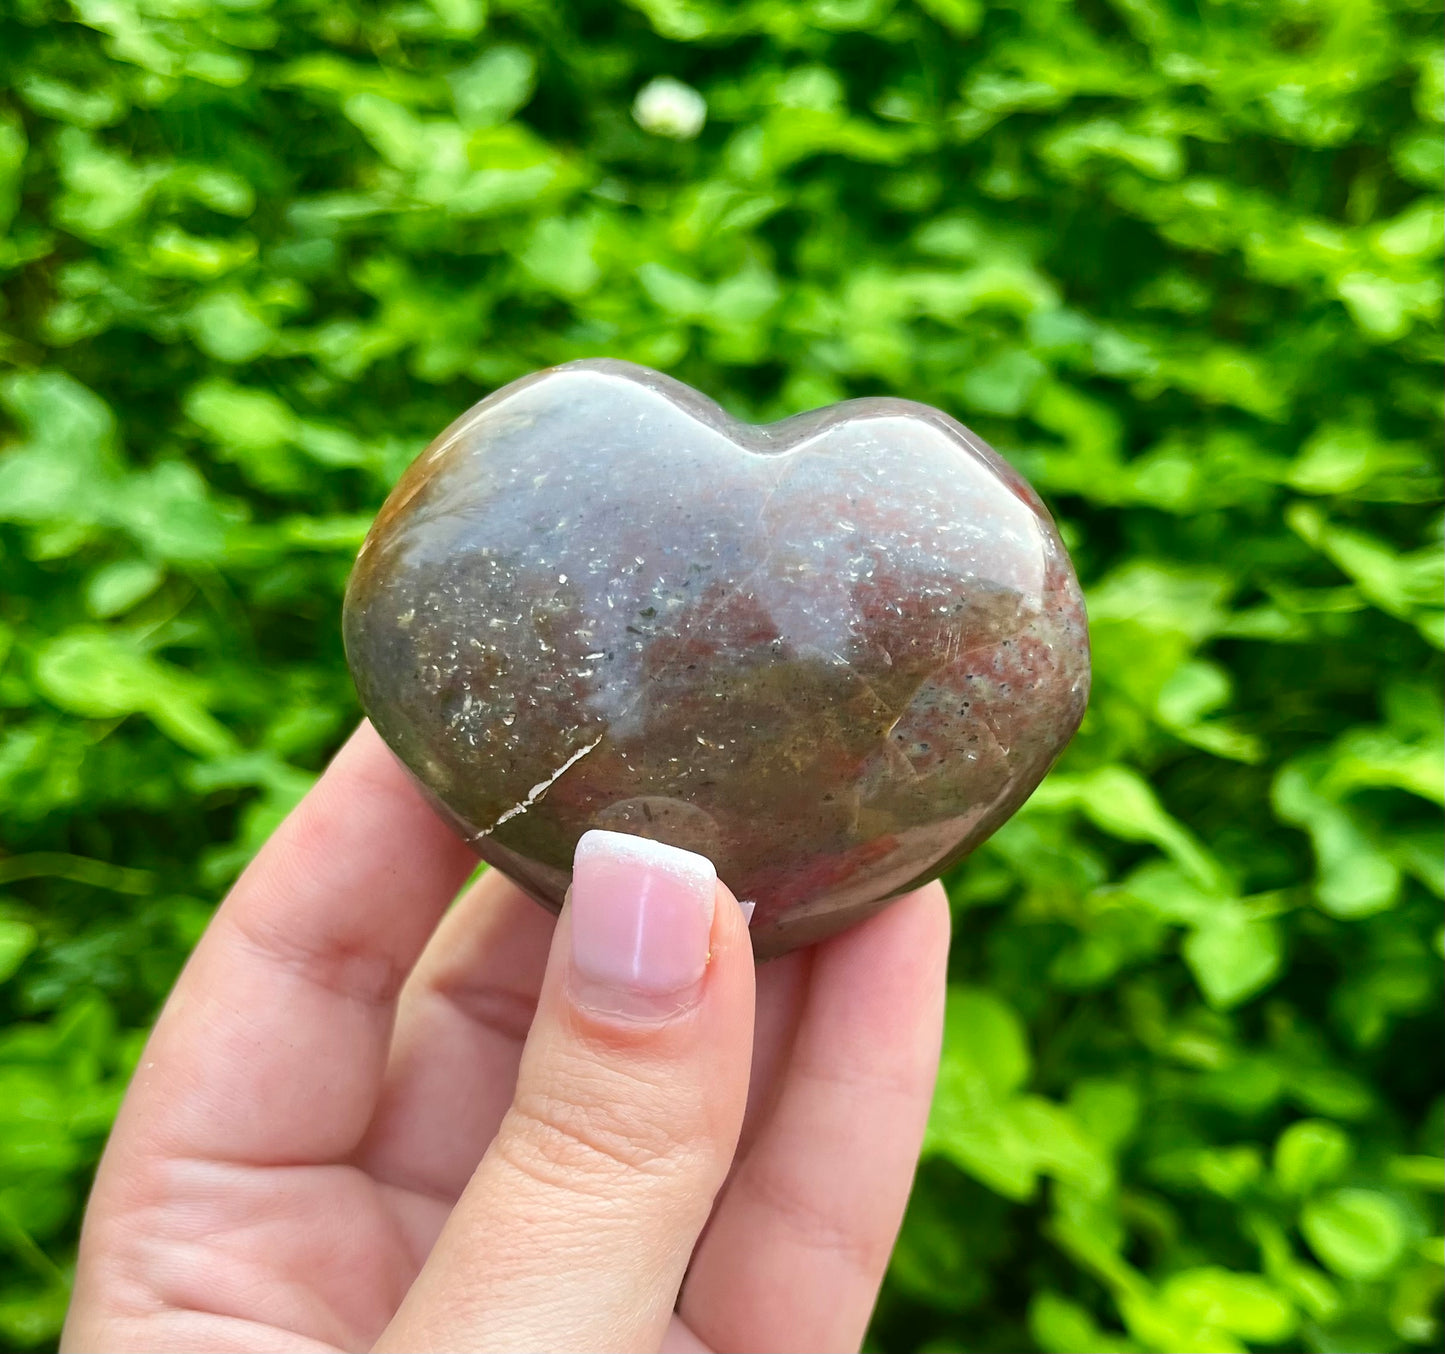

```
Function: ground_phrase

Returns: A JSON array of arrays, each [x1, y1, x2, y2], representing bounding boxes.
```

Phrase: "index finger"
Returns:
[[109, 722, 478, 1169]]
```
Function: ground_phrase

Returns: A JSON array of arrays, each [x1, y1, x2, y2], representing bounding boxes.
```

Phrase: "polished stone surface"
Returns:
[[344, 360, 1089, 957]]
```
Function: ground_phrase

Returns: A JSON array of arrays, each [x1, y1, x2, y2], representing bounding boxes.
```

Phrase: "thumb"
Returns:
[[376, 830, 756, 1354]]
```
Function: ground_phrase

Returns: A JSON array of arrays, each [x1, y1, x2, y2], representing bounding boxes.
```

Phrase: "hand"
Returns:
[[62, 723, 949, 1353]]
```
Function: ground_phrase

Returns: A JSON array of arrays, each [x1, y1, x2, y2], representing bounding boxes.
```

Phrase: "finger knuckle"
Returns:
[[746, 1157, 894, 1281], [500, 1061, 716, 1196]]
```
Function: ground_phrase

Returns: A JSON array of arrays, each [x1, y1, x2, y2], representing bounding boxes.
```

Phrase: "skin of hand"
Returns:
[[61, 722, 950, 1354]]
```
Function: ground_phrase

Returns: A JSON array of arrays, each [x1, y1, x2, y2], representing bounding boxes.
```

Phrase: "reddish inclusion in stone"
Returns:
[[344, 359, 1090, 958]]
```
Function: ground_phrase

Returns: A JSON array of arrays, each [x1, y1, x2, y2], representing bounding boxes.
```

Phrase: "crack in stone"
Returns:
[[472, 734, 604, 839], [832, 650, 896, 725]]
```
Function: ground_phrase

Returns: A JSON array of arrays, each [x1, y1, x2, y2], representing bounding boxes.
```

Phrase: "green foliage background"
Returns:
[[0, 0, 1441, 1349]]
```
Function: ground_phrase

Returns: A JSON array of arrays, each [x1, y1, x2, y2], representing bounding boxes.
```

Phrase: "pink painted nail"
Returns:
[[569, 830, 716, 1019]]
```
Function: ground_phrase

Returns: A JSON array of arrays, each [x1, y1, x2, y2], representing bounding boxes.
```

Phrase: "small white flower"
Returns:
[[632, 77, 707, 141]]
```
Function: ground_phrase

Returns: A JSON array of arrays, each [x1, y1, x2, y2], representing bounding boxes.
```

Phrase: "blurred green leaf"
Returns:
[[84, 559, 164, 619], [1275, 1120, 1353, 1196], [1302, 1189, 1410, 1280], [35, 631, 236, 758], [1182, 908, 1283, 1011], [1029, 1290, 1141, 1354], [449, 46, 537, 130], [927, 988, 1111, 1202], [1273, 763, 1402, 919], [1158, 1268, 1297, 1344], [1031, 765, 1226, 890], [0, 922, 38, 985]]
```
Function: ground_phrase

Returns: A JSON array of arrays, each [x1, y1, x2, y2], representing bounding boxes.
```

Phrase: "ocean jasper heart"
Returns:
[[344, 359, 1089, 957]]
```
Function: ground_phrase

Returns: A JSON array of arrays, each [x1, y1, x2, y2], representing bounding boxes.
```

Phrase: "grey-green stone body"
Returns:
[[344, 360, 1089, 957]]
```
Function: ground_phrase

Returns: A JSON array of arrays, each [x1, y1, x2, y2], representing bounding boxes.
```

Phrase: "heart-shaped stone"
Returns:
[[344, 360, 1089, 957]]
